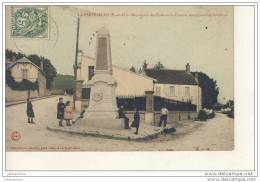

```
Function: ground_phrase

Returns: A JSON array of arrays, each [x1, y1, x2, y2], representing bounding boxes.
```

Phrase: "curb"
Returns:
[[46, 125, 162, 141]]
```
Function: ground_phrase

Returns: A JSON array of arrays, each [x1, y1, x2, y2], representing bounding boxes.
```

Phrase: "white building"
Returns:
[[144, 63, 202, 111]]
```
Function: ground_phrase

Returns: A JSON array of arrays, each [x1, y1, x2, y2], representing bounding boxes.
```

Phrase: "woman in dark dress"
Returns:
[[57, 97, 65, 126], [133, 108, 140, 135], [26, 98, 35, 124]]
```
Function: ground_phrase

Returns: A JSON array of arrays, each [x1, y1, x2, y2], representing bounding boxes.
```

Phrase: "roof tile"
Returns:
[[145, 69, 198, 85]]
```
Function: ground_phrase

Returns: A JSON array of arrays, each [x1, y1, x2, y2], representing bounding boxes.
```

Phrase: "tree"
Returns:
[[27, 54, 57, 89], [6, 49, 57, 89], [52, 74, 74, 90], [153, 61, 165, 70], [192, 72, 219, 109], [142, 60, 148, 70], [129, 66, 136, 72], [6, 49, 25, 61]]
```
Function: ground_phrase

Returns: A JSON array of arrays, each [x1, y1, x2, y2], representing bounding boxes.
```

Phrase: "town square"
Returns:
[[5, 6, 234, 151]]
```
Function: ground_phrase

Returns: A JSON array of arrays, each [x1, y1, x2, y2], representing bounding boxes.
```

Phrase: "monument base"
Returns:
[[77, 118, 125, 130]]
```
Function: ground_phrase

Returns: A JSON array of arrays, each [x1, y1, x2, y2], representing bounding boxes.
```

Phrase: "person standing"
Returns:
[[26, 98, 35, 124], [64, 101, 74, 126], [118, 105, 130, 129], [133, 108, 140, 134], [159, 105, 168, 128], [57, 97, 65, 126]]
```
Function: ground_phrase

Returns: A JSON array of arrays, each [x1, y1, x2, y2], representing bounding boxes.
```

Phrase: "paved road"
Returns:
[[5, 96, 234, 151]]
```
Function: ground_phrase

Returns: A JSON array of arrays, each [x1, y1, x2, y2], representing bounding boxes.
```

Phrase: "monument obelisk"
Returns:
[[82, 27, 123, 129]]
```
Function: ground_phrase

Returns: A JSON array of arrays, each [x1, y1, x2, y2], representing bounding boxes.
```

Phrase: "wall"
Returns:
[[78, 55, 155, 96], [5, 86, 39, 102], [153, 111, 198, 126], [124, 111, 197, 126], [10, 63, 39, 82]]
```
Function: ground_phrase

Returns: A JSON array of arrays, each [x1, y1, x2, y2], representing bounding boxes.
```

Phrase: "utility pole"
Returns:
[[73, 15, 80, 109]]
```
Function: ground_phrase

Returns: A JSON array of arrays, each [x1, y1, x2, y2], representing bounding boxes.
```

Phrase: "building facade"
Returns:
[[6, 57, 47, 102], [145, 64, 202, 111]]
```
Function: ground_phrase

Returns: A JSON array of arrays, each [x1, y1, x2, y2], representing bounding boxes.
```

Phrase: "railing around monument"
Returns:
[[153, 96, 197, 111], [116, 95, 146, 111], [116, 95, 196, 112]]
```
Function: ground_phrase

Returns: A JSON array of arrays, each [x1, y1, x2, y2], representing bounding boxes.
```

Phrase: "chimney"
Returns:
[[40, 61, 44, 71], [195, 72, 199, 83], [186, 63, 190, 74]]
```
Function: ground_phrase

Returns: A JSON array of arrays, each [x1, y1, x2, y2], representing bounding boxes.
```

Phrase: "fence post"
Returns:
[[145, 91, 154, 124]]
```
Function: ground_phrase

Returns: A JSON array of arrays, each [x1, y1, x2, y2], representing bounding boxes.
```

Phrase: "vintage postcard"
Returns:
[[2, 1, 259, 180], [4, 5, 234, 152]]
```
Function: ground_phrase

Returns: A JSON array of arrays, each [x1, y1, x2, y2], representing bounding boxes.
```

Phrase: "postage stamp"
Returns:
[[11, 6, 49, 38]]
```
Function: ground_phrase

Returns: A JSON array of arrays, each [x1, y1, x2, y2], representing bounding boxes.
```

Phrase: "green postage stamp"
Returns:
[[11, 7, 48, 38]]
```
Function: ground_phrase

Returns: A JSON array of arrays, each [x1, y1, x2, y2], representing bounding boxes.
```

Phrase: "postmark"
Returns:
[[11, 6, 49, 38]]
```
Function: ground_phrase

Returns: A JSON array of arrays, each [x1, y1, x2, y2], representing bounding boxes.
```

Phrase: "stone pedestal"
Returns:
[[86, 74, 119, 119], [83, 27, 123, 129]]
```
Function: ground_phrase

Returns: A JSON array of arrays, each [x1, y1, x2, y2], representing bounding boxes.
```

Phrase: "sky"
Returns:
[[6, 6, 234, 103]]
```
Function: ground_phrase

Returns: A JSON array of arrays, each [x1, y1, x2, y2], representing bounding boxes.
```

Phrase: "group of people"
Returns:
[[118, 106, 140, 135], [56, 97, 74, 127], [118, 105, 169, 134], [26, 97, 168, 134], [26, 97, 74, 127]]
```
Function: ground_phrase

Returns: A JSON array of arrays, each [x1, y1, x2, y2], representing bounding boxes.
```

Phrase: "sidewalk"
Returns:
[[47, 121, 163, 141], [5, 95, 58, 107]]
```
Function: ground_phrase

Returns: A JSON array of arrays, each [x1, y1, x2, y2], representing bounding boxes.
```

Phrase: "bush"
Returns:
[[227, 107, 234, 118], [6, 70, 39, 90], [208, 111, 215, 119], [197, 110, 208, 121], [227, 111, 234, 118]]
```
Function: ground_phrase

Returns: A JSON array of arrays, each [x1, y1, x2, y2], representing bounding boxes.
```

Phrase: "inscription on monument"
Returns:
[[96, 37, 108, 70]]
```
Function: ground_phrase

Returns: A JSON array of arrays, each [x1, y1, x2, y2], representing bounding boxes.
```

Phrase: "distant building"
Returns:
[[6, 57, 47, 102], [75, 55, 202, 112], [144, 63, 202, 111]]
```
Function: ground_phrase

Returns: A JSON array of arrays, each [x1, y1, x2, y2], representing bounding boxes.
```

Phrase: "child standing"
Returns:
[[131, 108, 140, 135], [64, 101, 74, 126], [57, 97, 65, 126], [26, 98, 35, 124]]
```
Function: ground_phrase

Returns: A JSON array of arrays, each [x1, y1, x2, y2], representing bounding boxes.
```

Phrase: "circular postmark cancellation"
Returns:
[[11, 7, 49, 38], [11, 131, 21, 141]]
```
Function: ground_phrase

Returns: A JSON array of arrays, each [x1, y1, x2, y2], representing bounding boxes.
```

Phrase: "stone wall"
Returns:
[[154, 111, 198, 125], [5, 86, 39, 102], [124, 111, 197, 125]]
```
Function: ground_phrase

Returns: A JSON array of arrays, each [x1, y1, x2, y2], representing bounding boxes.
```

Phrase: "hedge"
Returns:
[[6, 70, 39, 90]]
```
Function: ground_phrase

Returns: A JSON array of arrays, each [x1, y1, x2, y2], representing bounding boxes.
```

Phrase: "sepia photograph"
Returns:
[[4, 5, 235, 152]]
